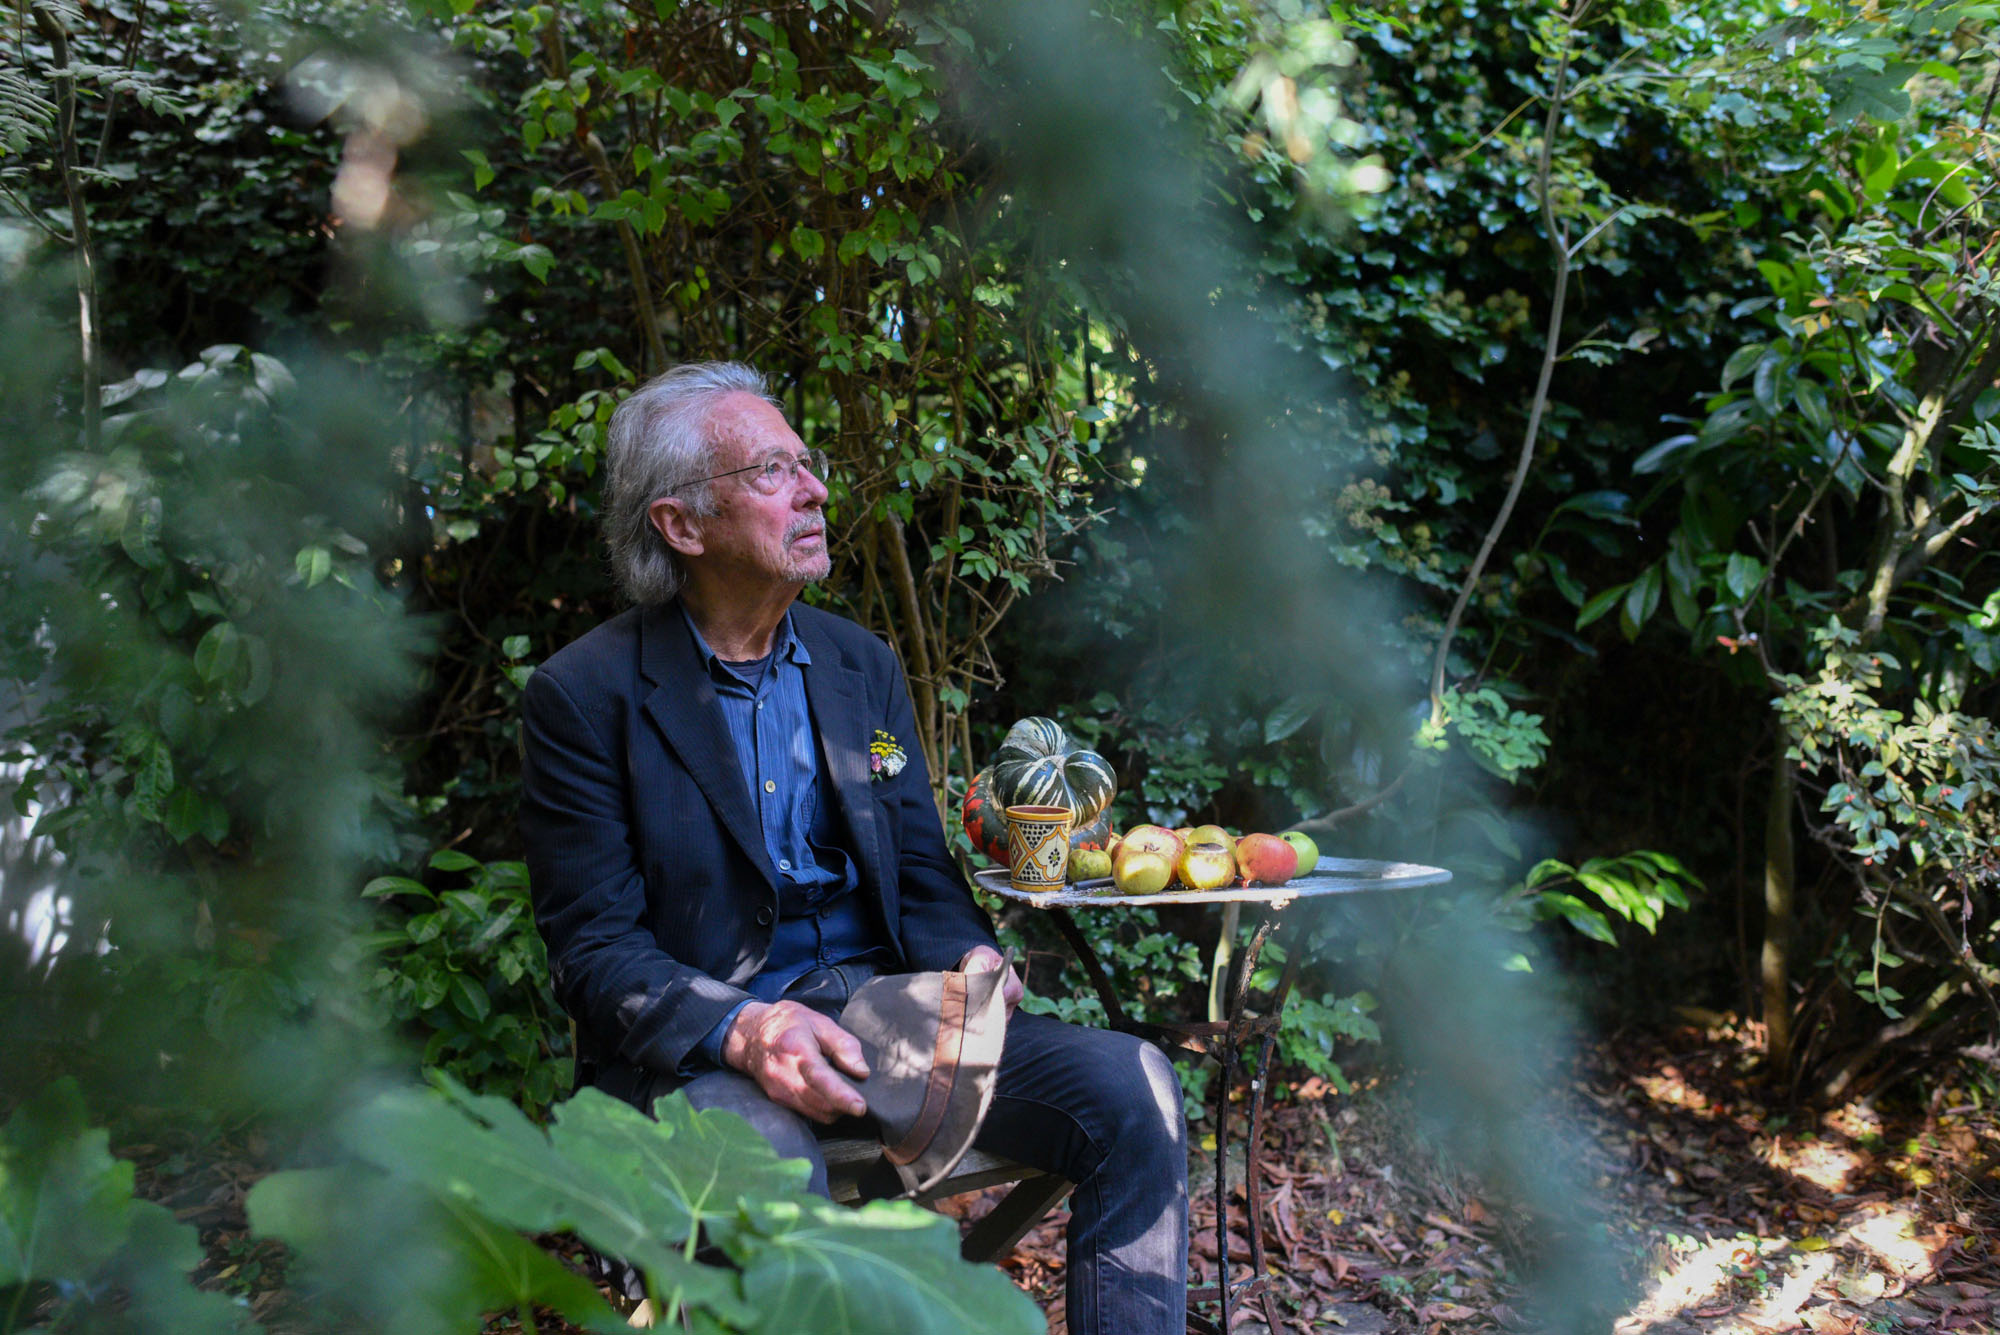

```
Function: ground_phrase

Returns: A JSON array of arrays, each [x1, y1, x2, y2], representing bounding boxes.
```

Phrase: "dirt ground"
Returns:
[[136, 1015, 1999, 1333], [968, 1016, 2000, 1334]]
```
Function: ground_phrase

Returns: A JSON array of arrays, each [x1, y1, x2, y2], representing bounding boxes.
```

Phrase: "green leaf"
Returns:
[[249, 1167, 627, 1335], [1752, 352, 1784, 414], [430, 848, 481, 872], [362, 876, 433, 901], [1795, 378, 1830, 434], [1721, 343, 1766, 390], [502, 635, 531, 659], [1825, 63, 1917, 124], [453, 974, 492, 1023], [297, 545, 333, 588], [518, 244, 555, 282], [1533, 891, 1617, 945], [462, 148, 495, 190], [1576, 584, 1627, 630], [0, 1079, 234, 1329], [1633, 432, 1699, 475], [1262, 694, 1321, 744], [1621, 565, 1661, 636], [1725, 553, 1766, 602], [0, 1080, 131, 1288], [193, 621, 242, 684], [339, 1084, 758, 1321], [723, 1197, 1045, 1335], [163, 786, 212, 844], [551, 1091, 810, 1254]]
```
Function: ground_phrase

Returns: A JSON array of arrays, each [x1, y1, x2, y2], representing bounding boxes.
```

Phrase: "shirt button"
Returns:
[[764, 779, 776, 793], [756, 702, 764, 711], [817, 906, 832, 920], [778, 859, 792, 871], [755, 906, 774, 927]]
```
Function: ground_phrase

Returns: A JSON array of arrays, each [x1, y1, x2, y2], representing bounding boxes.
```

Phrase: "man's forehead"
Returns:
[[705, 392, 797, 460]]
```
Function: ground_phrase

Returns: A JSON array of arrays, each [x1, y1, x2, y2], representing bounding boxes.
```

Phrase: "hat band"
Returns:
[[883, 970, 968, 1166]]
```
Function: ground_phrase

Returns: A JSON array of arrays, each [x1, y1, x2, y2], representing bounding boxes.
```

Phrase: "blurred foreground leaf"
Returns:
[[253, 1080, 1040, 1334], [0, 1079, 241, 1333]]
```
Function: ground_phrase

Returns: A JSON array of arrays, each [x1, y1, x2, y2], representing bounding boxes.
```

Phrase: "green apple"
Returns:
[[1111, 845, 1173, 895], [1068, 848, 1114, 882], [1175, 841, 1236, 890], [1279, 830, 1319, 876]]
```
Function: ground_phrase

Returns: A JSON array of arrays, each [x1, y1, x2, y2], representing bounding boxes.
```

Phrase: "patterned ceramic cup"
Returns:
[[1006, 804, 1073, 893]]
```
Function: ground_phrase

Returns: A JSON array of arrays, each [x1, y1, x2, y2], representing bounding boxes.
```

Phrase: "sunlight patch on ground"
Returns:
[[1773, 1138, 1865, 1193], [1739, 1250, 1835, 1329], [1634, 1070, 1717, 1118], [1840, 1205, 1935, 1278], [1614, 1235, 1739, 1331]]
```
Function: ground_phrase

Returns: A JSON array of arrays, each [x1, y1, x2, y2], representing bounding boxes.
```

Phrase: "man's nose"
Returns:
[[796, 457, 830, 505]]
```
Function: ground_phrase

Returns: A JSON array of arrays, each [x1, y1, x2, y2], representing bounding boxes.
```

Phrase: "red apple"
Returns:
[[1234, 832, 1299, 886], [1120, 824, 1185, 863]]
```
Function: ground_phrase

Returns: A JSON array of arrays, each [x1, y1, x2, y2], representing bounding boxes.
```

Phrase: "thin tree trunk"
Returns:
[[33, 5, 102, 451], [1762, 732, 1797, 1079]]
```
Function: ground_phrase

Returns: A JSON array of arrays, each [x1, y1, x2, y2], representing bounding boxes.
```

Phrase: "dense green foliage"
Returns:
[[4, 0, 1999, 1327], [249, 1077, 1040, 1334]]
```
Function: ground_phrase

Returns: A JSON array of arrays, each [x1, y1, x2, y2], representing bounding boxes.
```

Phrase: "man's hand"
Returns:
[[722, 1000, 870, 1123], [959, 944, 1025, 1013]]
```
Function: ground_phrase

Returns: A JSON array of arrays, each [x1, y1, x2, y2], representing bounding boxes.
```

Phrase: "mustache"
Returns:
[[784, 514, 823, 541]]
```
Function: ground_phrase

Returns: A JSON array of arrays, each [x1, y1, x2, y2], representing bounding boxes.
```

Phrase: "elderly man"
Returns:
[[518, 362, 1187, 1332]]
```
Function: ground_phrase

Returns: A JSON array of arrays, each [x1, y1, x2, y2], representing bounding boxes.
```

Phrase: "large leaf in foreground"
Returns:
[[0, 1079, 240, 1333], [550, 1090, 808, 1249], [722, 1198, 1045, 1335], [248, 1165, 626, 1335], [334, 1080, 749, 1320]]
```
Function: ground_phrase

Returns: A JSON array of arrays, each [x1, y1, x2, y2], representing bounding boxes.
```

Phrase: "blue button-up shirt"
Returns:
[[683, 607, 888, 1064]]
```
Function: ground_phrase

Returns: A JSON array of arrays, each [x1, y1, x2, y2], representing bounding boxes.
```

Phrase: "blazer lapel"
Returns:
[[795, 616, 889, 904], [638, 604, 774, 893]]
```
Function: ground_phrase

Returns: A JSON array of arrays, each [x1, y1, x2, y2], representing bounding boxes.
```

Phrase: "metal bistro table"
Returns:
[[976, 858, 1451, 1335]]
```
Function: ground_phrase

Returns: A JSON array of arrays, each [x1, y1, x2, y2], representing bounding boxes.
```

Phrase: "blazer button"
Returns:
[[755, 906, 774, 927]]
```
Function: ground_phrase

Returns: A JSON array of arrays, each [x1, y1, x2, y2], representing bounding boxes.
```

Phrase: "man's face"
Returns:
[[676, 392, 831, 590]]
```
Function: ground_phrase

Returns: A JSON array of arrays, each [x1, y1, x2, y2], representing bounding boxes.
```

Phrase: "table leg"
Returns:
[[1214, 1026, 1234, 1334], [1047, 905, 1130, 1031], [1219, 913, 1302, 1334]]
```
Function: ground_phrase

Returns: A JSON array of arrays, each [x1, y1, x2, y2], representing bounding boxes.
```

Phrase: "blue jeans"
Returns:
[[675, 1008, 1190, 1335]]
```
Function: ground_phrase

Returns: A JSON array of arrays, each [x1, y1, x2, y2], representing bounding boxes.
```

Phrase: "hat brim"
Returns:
[[839, 950, 1013, 1196]]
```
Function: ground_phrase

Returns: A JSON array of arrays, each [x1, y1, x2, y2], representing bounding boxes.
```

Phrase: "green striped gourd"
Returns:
[[988, 717, 1117, 828]]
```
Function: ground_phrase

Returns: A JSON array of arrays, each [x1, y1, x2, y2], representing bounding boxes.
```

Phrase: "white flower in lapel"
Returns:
[[869, 730, 907, 779]]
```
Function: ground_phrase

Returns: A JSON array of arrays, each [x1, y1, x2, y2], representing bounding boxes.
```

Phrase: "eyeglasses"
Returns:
[[676, 448, 831, 496]]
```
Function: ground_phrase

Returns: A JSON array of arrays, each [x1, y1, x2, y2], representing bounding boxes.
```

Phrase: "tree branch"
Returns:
[[1426, 0, 1584, 718]]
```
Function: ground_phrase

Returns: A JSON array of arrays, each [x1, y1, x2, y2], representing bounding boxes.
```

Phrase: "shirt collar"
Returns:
[[680, 603, 813, 680]]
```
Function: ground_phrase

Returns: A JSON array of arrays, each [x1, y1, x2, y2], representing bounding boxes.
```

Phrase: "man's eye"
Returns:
[[761, 459, 788, 481]]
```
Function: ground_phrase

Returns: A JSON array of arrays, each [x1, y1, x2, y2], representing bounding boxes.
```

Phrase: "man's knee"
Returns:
[[992, 1015, 1186, 1179], [1134, 1040, 1186, 1147], [680, 1071, 831, 1196], [1105, 1034, 1185, 1166]]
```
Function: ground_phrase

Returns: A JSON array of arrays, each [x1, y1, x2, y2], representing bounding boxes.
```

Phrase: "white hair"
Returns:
[[602, 361, 778, 604]]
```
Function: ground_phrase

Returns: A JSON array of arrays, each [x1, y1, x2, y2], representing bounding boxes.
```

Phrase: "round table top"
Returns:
[[973, 855, 1452, 910]]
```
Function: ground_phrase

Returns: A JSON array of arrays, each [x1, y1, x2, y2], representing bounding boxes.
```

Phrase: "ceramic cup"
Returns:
[[1006, 804, 1073, 893]]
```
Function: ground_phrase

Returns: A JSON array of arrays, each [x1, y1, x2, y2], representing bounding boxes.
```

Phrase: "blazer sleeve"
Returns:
[[872, 646, 1000, 970], [519, 666, 753, 1076]]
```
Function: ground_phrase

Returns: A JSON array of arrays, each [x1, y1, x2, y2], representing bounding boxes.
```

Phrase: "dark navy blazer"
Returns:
[[518, 600, 998, 1091]]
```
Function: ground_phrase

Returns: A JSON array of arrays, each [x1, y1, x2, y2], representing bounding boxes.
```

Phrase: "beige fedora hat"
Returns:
[[838, 949, 1014, 1196]]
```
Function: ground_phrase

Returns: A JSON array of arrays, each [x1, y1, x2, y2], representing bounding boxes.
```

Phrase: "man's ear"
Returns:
[[649, 496, 705, 559]]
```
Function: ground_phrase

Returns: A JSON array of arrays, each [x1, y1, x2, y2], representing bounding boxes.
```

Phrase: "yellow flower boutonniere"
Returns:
[[869, 730, 907, 780]]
